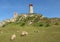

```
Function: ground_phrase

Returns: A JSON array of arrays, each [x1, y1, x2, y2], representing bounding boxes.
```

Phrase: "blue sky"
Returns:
[[0, 0, 60, 21]]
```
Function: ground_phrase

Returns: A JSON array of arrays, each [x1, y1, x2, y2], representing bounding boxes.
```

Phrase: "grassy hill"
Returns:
[[0, 13, 60, 42]]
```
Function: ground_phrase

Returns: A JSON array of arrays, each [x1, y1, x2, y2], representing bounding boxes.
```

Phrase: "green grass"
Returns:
[[0, 23, 60, 42]]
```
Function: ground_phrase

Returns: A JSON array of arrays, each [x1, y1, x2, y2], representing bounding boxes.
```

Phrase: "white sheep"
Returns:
[[10, 34, 16, 40], [21, 31, 28, 36]]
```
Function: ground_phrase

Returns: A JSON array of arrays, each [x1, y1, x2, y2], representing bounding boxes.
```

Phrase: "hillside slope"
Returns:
[[0, 13, 60, 42], [0, 23, 60, 42], [1, 13, 60, 27]]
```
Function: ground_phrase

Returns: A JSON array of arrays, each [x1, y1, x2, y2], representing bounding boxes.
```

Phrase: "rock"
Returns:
[[29, 21, 32, 25]]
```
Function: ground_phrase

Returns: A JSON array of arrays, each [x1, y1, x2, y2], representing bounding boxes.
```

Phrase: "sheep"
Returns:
[[21, 31, 28, 36], [10, 34, 16, 41]]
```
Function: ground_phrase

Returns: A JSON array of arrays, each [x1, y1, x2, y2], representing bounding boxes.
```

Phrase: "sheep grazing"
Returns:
[[10, 34, 16, 41], [21, 31, 28, 36]]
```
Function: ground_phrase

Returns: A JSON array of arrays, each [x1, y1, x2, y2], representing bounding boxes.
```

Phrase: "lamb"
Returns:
[[21, 31, 28, 36], [10, 34, 16, 41]]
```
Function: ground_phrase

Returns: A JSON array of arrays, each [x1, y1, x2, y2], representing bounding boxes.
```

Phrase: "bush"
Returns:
[[33, 22, 44, 27], [20, 22, 25, 26], [39, 23, 43, 27], [45, 23, 50, 27], [2, 24, 6, 27], [54, 22, 59, 25]]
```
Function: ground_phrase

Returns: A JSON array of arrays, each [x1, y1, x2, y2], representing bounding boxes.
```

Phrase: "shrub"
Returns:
[[2, 24, 6, 27], [45, 23, 50, 27], [39, 23, 43, 27], [54, 22, 59, 25], [33, 22, 44, 27], [20, 22, 25, 26]]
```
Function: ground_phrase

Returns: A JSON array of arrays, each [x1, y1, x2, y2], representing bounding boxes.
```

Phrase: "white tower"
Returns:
[[29, 4, 34, 13]]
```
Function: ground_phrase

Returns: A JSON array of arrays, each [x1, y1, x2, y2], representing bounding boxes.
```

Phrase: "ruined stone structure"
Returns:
[[10, 12, 18, 22]]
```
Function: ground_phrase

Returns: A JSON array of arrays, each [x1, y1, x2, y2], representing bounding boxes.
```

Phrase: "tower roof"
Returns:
[[29, 4, 33, 6]]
